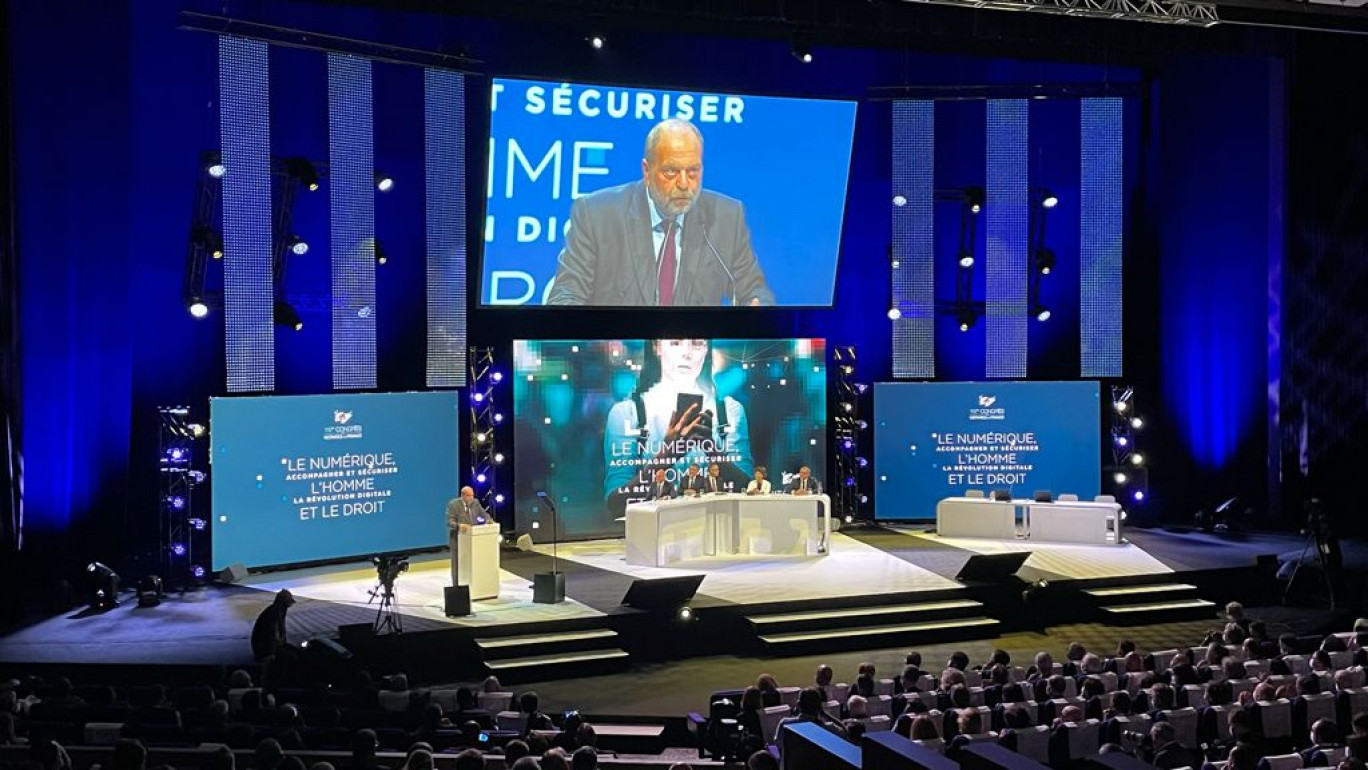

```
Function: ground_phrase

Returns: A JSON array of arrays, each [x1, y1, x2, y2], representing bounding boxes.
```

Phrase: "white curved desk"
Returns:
[[625, 493, 831, 567]]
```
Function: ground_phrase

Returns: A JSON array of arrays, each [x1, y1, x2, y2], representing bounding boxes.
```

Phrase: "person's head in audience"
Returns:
[[1252, 682, 1277, 701], [1224, 657, 1247, 681], [815, 664, 833, 688], [1080, 653, 1103, 674], [1242, 638, 1262, 660], [740, 686, 762, 712], [421, 703, 445, 730], [988, 664, 1010, 687], [388, 673, 409, 692], [203, 745, 236, 770], [1066, 642, 1087, 663], [1339, 758, 1367, 770], [560, 712, 584, 743], [228, 669, 254, 688], [406, 742, 433, 756], [1270, 657, 1293, 676], [1227, 742, 1259, 770], [503, 740, 529, 764], [254, 738, 284, 770], [1312, 718, 1340, 748], [1150, 721, 1177, 752], [519, 691, 542, 715], [1352, 711, 1368, 737], [1205, 679, 1233, 707], [481, 676, 502, 693], [940, 668, 965, 691], [949, 684, 971, 710], [1081, 676, 1105, 700], [1226, 601, 1246, 623], [1249, 620, 1268, 641], [1280, 634, 1299, 655], [1299, 673, 1323, 696], [1034, 651, 1054, 676], [1314, 649, 1334, 671], [1224, 623, 1248, 647], [846, 694, 868, 719], [1150, 683, 1175, 711], [0, 688, 15, 715], [113, 738, 148, 770], [575, 723, 598, 749], [844, 719, 866, 743], [755, 673, 778, 692], [510, 758, 540, 770], [746, 749, 780, 770], [1350, 734, 1368, 761], [947, 651, 970, 671], [1002, 683, 1025, 704], [906, 651, 923, 668], [857, 662, 876, 678], [668, 765, 696, 770], [1003, 704, 1034, 729], [854, 673, 875, 696], [1116, 639, 1137, 657], [1108, 691, 1132, 717], [570, 746, 598, 770], [1047, 675, 1068, 699], [797, 687, 824, 716], [402, 750, 432, 770], [958, 708, 984, 735], [911, 714, 939, 740], [32, 740, 73, 770], [1229, 707, 1256, 743], [893, 714, 914, 737], [527, 734, 551, 755], [456, 687, 478, 711], [991, 649, 1011, 667], [1325, 634, 1349, 652], [1340, 669, 1364, 691], [1098, 743, 1126, 755], [541, 751, 570, 770], [901, 665, 921, 691], [453, 750, 484, 770], [226, 723, 257, 750], [1356, 619, 1368, 634], [351, 729, 379, 765], [1205, 642, 1228, 666]]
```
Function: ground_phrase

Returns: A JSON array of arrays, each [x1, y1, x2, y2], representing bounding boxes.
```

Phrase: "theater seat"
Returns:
[[477, 691, 514, 714], [866, 715, 892, 732], [759, 705, 791, 744], [1262, 754, 1304, 770], [1011, 724, 1052, 763]]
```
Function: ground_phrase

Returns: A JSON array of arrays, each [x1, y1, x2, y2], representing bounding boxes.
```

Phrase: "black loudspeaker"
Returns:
[[955, 552, 1032, 583], [338, 623, 374, 648], [991, 489, 1013, 502], [216, 563, 248, 584], [620, 574, 705, 611], [533, 572, 565, 604], [1033, 490, 1053, 503], [444, 585, 471, 617]]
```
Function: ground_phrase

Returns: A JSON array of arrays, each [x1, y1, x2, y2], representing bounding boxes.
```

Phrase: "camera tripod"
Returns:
[[1283, 527, 1337, 611], [368, 577, 404, 635]]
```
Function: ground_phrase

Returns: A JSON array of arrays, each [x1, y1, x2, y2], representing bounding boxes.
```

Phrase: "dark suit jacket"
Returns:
[[547, 180, 775, 306], [679, 473, 707, 494], [785, 477, 822, 495], [647, 481, 676, 501]]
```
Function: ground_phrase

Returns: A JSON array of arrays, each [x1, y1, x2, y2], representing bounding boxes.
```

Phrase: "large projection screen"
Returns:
[[210, 391, 459, 570], [513, 339, 828, 540], [483, 79, 856, 308], [874, 381, 1100, 520]]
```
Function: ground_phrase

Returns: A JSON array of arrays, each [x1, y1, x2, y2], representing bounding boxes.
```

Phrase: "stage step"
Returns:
[[483, 649, 631, 672], [1084, 583, 1198, 598], [747, 600, 984, 633], [1098, 598, 1217, 625], [476, 628, 619, 650], [1101, 599, 1216, 614], [757, 617, 1001, 651]]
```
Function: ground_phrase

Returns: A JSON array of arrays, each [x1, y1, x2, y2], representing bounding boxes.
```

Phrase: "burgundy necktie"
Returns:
[[658, 218, 677, 306]]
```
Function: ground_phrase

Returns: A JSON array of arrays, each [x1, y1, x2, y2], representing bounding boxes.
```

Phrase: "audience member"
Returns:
[[1150, 721, 1192, 769], [1303, 719, 1340, 766], [346, 729, 385, 770], [509, 758, 540, 770], [112, 738, 148, 770], [254, 738, 284, 770], [502, 740, 529, 765], [911, 714, 939, 740], [540, 749, 569, 770], [519, 691, 555, 732], [401, 749, 432, 770], [570, 746, 598, 770], [746, 749, 779, 770], [776, 688, 846, 742], [203, 746, 235, 770], [755, 674, 781, 707]]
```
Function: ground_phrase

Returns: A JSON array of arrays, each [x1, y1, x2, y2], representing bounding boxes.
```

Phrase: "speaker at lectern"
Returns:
[[456, 523, 502, 604]]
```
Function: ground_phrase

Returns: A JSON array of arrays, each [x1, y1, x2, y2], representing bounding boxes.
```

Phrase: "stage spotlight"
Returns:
[[476, 432, 488, 444], [491, 371, 504, 383], [195, 227, 224, 259], [374, 171, 394, 192], [790, 36, 813, 63], [1113, 472, 1128, 485], [472, 392, 485, 404], [964, 187, 984, 214], [375, 241, 388, 265], [957, 307, 978, 332], [494, 453, 505, 464], [284, 157, 320, 191], [288, 235, 309, 255], [859, 494, 869, 504], [476, 473, 487, 484], [1115, 435, 1129, 447], [856, 457, 868, 468], [1035, 306, 1052, 322], [587, 33, 606, 49], [841, 402, 853, 413], [188, 299, 209, 319], [887, 307, 902, 320], [843, 515, 854, 524], [1113, 400, 1129, 414], [136, 575, 164, 608], [844, 476, 856, 487], [493, 413, 505, 423], [166, 496, 185, 510], [188, 423, 206, 438], [87, 562, 120, 610], [192, 565, 206, 579], [958, 252, 975, 268], [494, 493, 505, 504], [1035, 249, 1056, 276], [1133, 490, 1146, 502], [205, 152, 226, 178], [1130, 417, 1144, 430], [274, 300, 303, 332], [841, 438, 853, 451], [1130, 453, 1145, 466], [676, 605, 696, 623], [1041, 190, 1059, 209], [170, 542, 187, 557], [190, 518, 207, 531]]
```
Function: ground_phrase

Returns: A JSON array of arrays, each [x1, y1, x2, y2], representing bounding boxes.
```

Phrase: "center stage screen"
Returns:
[[483, 79, 856, 308], [514, 339, 828, 540], [874, 381, 1101, 520], [210, 391, 459, 570]]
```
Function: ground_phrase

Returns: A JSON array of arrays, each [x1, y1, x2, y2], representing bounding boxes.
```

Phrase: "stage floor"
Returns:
[[0, 527, 1209, 666]]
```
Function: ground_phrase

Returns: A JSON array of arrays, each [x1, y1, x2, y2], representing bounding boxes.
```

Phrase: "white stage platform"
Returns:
[[890, 528, 1174, 580]]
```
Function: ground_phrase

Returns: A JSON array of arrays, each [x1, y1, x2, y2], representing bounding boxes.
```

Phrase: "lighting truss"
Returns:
[[158, 406, 208, 586], [832, 346, 867, 524], [895, 0, 1219, 26], [467, 348, 504, 519]]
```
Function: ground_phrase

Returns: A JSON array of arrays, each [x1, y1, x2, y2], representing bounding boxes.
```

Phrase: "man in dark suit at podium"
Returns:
[[679, 463, 707, 496], [546, 118, 774, 307], [647, 469, 676, 501], [786, 465, 822, 496], [446, 486, 483, 587]]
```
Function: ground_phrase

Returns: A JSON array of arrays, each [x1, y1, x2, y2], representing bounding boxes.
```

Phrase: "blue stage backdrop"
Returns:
[[482, 79, 856, 307], [210, 391, 459, 570], [874, 381, 1100, 520], [513, 339, 827, 540]]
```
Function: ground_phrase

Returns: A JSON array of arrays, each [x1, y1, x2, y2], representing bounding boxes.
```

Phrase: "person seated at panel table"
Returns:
[[786, 465, 822, 496], [646, 468, 676, 501], [704, 462, 729, 494], [745, 467, 772, 496], [678, 463, 707, 496]]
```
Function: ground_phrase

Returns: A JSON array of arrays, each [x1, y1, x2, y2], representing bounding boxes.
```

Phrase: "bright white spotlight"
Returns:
[[1133, 490, 1146, 502], [188, 301, 209, 319], [207, 162, 226, 178], [959, 254, 974, 268], [476, 432, 488, 443], [1130, 453, 1145, 466], [493, 453, 505, 464], [375, 172, 394, 192], [1035, 307, 1051, 322], [289, 236, 309, 256], [1131, 417, 1145, 430], [1113, 472, 1128, 485], [1041, 190, 1059, 209], [588, 34, 605, 49], [887, 308, 902, 320], [1113, 401, 1129, 414]]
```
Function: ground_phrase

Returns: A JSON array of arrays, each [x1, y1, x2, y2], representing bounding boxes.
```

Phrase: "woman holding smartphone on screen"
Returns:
[[603, 339, 754, 508]]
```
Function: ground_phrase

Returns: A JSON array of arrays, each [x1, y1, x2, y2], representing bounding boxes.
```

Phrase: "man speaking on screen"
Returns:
[[546, 118, 774, 307]]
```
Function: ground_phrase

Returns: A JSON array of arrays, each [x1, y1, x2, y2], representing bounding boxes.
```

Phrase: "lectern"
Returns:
[[457, 523, 501, 600]]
